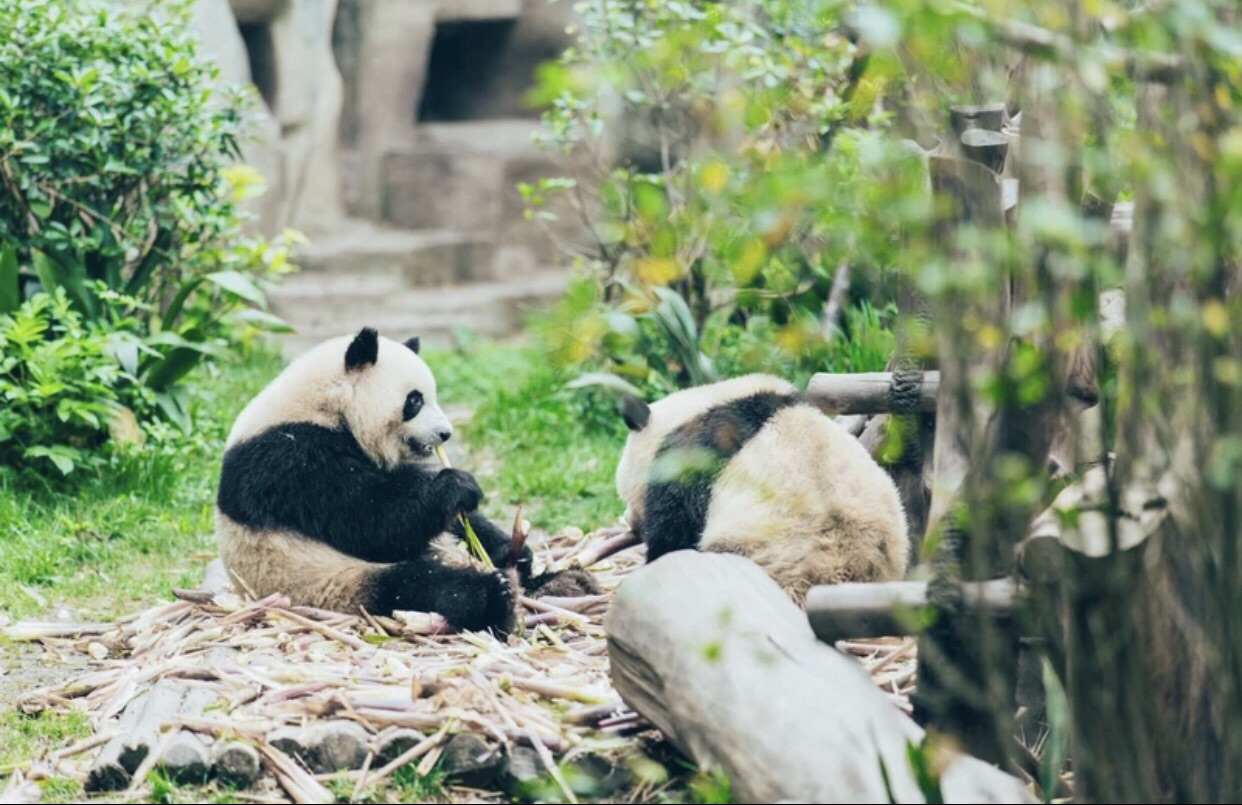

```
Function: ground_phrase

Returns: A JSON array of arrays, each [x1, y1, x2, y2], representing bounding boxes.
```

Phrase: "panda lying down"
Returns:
[[615, 373, 910, 603], [215, 327, 595, 635]]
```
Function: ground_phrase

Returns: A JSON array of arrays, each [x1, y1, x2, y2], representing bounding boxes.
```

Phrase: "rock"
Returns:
[[212, 741, 261, 788], [310, 720, 371, 772], [349, 0, 436, 219], [440, 733, 503, 788], [200, 558, 232, 596]]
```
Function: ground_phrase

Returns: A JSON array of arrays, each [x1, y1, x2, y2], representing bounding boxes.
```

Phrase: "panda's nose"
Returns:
[[438, 429, 452, 443]]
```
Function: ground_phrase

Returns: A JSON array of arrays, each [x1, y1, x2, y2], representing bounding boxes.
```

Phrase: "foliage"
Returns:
[[855, 0, 1241, 801], [0, 0, 298, 444], [528, 0, 913, 391], [0, 290, 147, 478]]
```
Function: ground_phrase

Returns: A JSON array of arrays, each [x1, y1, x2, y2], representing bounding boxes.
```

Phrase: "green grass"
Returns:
[[0, 348, 284, 621], [429, 343, 627, 531]]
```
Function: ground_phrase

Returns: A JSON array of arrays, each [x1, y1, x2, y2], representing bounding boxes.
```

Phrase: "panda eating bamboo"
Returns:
[[214, 327, 595, 635]]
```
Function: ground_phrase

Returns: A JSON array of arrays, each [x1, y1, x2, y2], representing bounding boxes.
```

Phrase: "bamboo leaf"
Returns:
[[0, 243, 18, 314]]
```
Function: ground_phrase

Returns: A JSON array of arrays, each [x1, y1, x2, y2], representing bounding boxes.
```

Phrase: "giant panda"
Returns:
[[215, 327, 593, 634], [615, 374, 909, 603]]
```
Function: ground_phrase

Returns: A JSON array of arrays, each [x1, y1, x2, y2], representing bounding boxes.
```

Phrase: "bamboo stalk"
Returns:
[[433, 445, 493, 568]]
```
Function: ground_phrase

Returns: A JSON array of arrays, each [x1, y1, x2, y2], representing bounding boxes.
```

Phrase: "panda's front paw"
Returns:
[[435, 468, 483, 517], [524, 568, 602, 599], [454, 568, 519, 636]]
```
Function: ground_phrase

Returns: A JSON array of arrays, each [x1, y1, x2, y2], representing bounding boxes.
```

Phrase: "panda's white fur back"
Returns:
[[615, 374, 798, 523], [616, 373, 908, 603], [701, 403, 907, 602]]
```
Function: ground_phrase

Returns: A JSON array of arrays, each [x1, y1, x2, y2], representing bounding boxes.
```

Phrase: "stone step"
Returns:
[[294, 222, 499, 288], [270, 269, 568, 356]]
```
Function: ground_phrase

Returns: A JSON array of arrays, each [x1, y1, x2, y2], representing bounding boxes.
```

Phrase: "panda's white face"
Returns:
[[224, 329, 454, 471], [347, 335, 453, 468]]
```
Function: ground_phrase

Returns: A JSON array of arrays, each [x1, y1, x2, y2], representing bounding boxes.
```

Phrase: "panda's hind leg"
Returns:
[[367, 556, 520, 635]]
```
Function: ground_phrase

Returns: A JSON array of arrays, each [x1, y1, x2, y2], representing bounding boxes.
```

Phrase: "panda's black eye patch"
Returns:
[[403, 391, 424, 421]]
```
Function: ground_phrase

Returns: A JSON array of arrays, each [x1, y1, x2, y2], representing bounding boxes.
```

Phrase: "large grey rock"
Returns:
[[268, 0, 344, 234], [190, 0, 286, 233], [349, 0, 437, 220]]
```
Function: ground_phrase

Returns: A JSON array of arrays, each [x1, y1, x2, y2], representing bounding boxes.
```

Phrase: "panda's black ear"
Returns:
[[403, 337, 421, 355], [619, 395, 650, 432], [345, 327, 379, 372]]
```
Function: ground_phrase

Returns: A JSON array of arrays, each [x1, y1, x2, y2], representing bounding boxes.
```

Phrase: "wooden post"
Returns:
[[807, 371, 939, 415], [605, 552, 1036, 804], [806, 579, 1019, 644]]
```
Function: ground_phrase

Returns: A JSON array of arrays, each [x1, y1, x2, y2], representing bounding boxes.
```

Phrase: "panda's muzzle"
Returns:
[[406, 428, 451, 456]]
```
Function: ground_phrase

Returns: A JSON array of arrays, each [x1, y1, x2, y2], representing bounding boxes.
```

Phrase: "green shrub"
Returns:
[[0, 289, 147, 477], [0, 0, 297, 430]]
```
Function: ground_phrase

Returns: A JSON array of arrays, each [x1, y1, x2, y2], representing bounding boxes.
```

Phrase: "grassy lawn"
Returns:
[[0, 336, 630, 802]]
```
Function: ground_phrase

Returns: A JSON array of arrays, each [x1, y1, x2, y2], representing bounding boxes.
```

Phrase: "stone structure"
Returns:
[[189, 0, 586, 351]]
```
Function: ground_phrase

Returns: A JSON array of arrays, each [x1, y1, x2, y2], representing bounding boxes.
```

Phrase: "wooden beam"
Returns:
[[605, 552, 1036, 804], [806, 579, 1020, 644], [807, 371, 939, 415]]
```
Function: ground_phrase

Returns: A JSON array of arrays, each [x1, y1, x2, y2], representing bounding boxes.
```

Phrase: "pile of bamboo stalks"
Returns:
[[4, 525, 916, 803]]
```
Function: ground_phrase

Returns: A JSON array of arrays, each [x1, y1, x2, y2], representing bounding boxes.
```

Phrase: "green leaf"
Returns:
[[159, 276, 204, 331], [143, 347, 206, 392], [25, 445, 79, 475], [1039, 657, 1070, 802], [31, 250, 95, 319], [206, 270, 266, 306], [124, 231, 174, 298], [230, 308, 293, 333], [565, 372, 645, 399], [0, 243, 18, 314]]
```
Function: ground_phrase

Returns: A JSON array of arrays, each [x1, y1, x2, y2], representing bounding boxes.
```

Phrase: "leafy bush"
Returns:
[[527, 0, 914, 391], [0, 290, 147, 477], [0, 0, 297, 429]]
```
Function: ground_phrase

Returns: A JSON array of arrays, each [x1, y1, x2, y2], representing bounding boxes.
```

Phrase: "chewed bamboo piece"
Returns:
[[5, 525, 918, 801]]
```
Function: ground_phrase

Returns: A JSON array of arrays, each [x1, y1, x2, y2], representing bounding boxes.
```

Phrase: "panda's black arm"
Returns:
[[217, 423, 474, 563], [641, 477, 711, 562]]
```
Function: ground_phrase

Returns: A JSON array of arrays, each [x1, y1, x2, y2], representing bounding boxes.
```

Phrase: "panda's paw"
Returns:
[[436, 567, 520, 636], [524, 568, 602, 599], [482, 567, 521, 637], [435, 468, 483, 516]]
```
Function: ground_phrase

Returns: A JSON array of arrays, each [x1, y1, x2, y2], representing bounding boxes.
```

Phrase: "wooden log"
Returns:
[[212, 741, 261, 788], [960, 129, 1009, 174], [806, 579, 1019, 644], [604, 552, 1036, 804], [372, 727, 426, 767], [86, 679, 187, 792], [156, 685, 217, 784], [807, 371, 939, 415], [309, 720, 371, 773], [950, 102, 1008, 134], [158, 733, 211, 785]]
